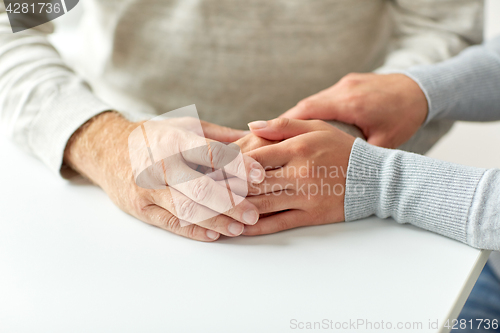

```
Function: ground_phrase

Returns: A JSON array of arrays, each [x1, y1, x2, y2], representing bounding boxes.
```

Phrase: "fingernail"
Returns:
[[249, 168, 263, 183], [206, 230, 219, 240], [248, 121, 267, 130], [242, 130, 251, 135], [228, 222, 244, 236], [243, 210, 259, 225]]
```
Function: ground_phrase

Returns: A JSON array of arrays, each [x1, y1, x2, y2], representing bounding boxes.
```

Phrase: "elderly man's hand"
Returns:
[[63, 112, 265, 242], [280, 73, 428, 149], [241, 118, 355, 235]]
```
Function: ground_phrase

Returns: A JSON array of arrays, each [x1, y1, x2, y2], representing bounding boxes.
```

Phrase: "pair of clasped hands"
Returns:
[[65, 73, 428, 241]]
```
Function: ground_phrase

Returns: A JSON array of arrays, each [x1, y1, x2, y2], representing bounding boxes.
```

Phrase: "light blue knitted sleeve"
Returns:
[[401, 36, 500, 123], [345, 139, 499, 250], [344, 35, 500, 250]]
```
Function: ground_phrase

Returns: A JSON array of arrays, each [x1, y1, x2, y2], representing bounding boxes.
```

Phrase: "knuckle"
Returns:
[[186, 225, 199, 239], [276, 218, 290, 231], [169, 129, 183, 145], [161, 213, 180, 231], [258, 196, 273, 213], [191, 177, 211, 202], [209, 214, 226, 230], [244, 136, 273, 153], [224, 150, 245, 177], [272, 117, 290, 129], [294, 142, 311, 156], [347, 95, 365, 112], [208, 142, 226, 168], [177, 199, 197, 221]]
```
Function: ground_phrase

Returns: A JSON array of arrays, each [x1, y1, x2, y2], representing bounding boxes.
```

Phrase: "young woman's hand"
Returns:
[[280, 73, 428, 149], [242, 118, 355, 235]]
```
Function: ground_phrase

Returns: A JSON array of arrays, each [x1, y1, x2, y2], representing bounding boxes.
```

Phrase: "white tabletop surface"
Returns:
[[0, 138, 489, 333]]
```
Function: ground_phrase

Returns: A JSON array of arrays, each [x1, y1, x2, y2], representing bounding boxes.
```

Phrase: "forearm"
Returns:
[[401, 36, 500, 123], [345, 139, 500, 250]]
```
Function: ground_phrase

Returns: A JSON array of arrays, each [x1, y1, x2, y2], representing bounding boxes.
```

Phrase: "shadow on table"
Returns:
[[216, 217, 420, 247]]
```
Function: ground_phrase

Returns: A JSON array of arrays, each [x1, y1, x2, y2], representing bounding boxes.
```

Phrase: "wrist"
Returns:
[[392, 74, 428, 126], [63, 111, 138, 186]]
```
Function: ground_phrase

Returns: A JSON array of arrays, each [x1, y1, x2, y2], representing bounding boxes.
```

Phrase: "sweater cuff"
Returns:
[[344, 139, 486, 245], [27, 79, 111, 175], [344, 139, 386, 221], [398, 42, 500, 124], [401, 65, 465, 124]]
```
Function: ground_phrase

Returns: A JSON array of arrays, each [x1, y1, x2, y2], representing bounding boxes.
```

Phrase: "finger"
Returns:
[[180, 141, 265, 184], [234, 135, 278, 154], [197, 214, 246, 237], [248, 118, 330, 141], [247, 169, 295, 195], [279, 105, 311, 119], [151, 187, 247, 236], [212, 165, 294, 195], [247, 190, 301, 214], [201, 120, 249, 142], [279, 96, 336, 120], [242, 209, 311, 236], [215, 177, 248, 197], [245, 143, 291, 170], [166, 163, 260, 225], [142, 205, 220, 242], [215, 171, 295, 197]]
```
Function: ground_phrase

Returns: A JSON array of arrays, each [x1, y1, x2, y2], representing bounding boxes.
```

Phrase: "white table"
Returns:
[[0, 138, 489, 333]]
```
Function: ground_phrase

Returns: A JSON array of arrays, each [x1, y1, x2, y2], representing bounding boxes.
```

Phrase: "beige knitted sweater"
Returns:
[[0, 0, 483, 173]]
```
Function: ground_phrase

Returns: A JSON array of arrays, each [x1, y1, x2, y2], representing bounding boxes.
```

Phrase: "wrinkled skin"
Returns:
[[64, 112, 266, 242]]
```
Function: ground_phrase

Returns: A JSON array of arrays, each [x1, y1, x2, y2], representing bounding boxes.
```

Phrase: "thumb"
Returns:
[[279, 105, 311, 119], [247, 118, 328, 141], [201, 121, 249, 142], [279, 98, 341, 120]]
